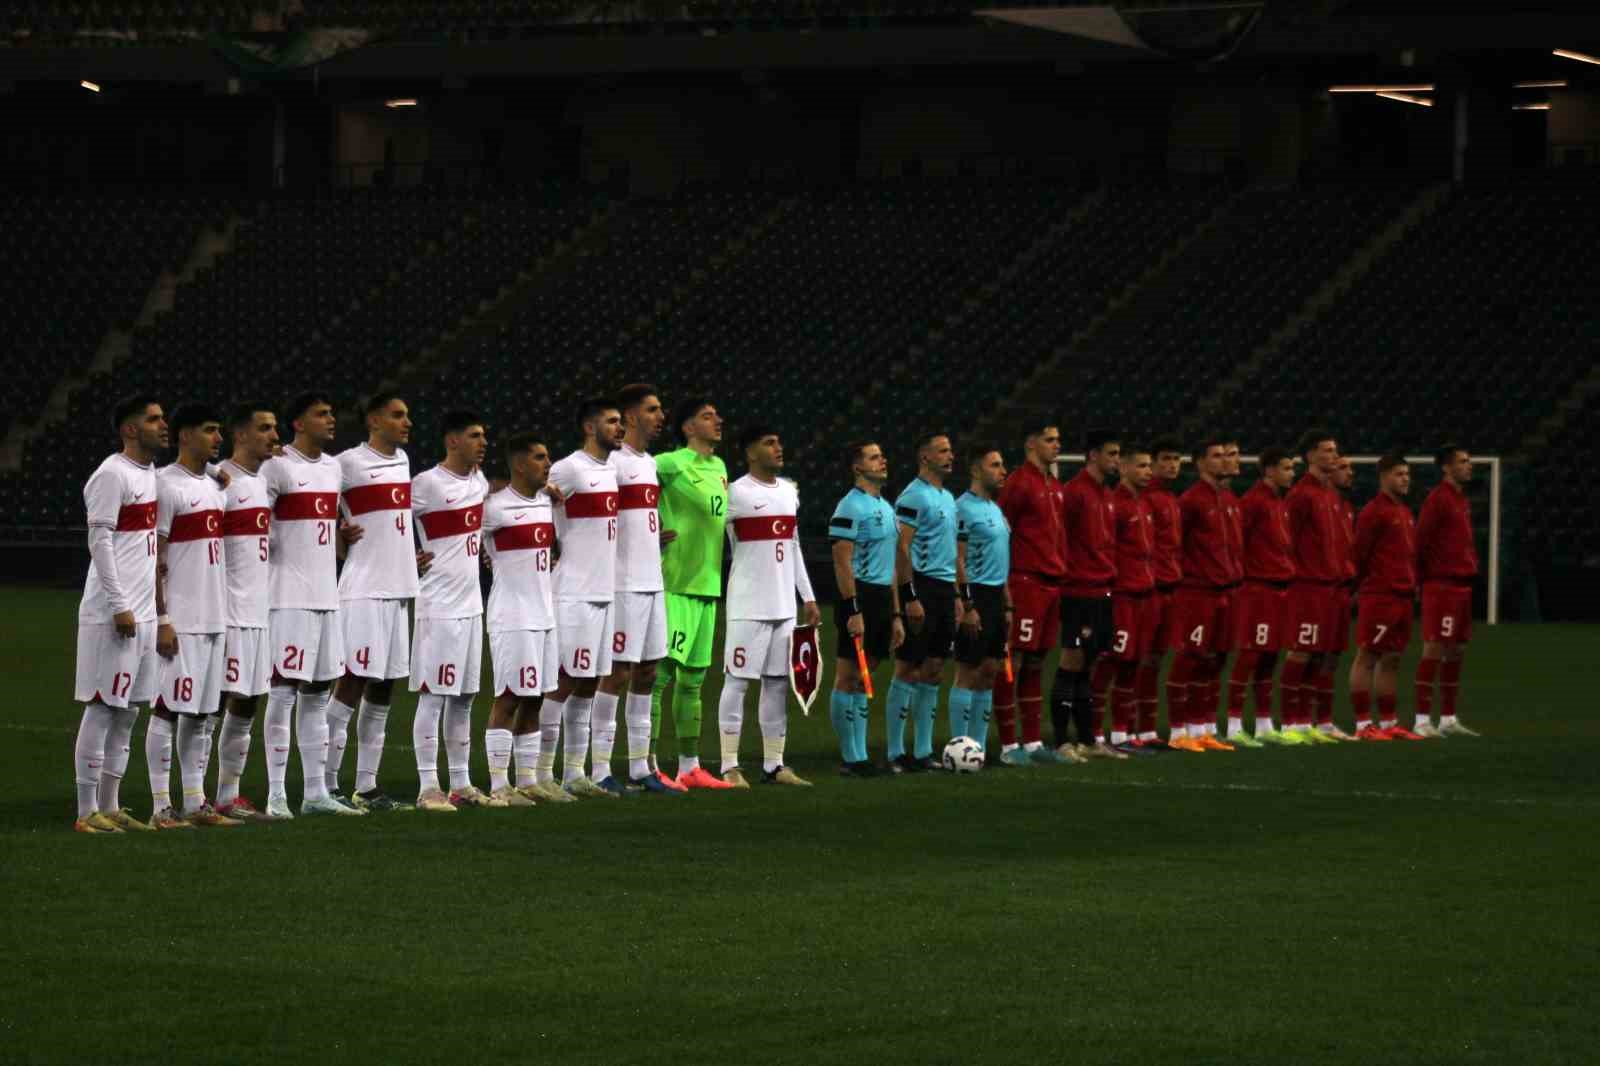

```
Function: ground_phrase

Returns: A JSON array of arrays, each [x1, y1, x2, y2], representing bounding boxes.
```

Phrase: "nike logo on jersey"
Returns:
[[132, 493, 145, 500], [589, 480, 600, 487], [626, 473, 641, 480], [754, 503, 768, 510], [369, 472, 384, 479], [297, 481, 309, 487], [235, 495, 250, 503], [188, 499, 200, 507], [511, 513, 527, 520], [446, 496, 459, 504]]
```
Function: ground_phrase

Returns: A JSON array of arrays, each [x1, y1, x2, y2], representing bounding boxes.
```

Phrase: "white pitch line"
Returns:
[[1049, 775, 1599, 809], [0, 721, 419, 753]]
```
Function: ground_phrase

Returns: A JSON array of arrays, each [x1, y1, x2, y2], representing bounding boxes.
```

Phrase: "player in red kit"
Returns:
[[1168, 437, 1241, 752], [1281, 430, 1346, 744], [1314, 455, 1359, 740], [1057, 431, 1126, 760], [1350, 454, 1424, 740], [1227, 447, 1295, 746], [1138, 439, 1184, 750], [993, 419, 1073, 766], [1106, 446, 1159, 754], [1415, 445, 1481, 737]]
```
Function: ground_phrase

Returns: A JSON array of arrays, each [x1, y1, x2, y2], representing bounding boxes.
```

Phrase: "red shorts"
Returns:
[[1357, 594, 1413, 653], [1331, 587, 1353, 653], [1152, 587, 1178, 650], [1009, 572, 1062, 653], [1110, 593, 1159, 663], [1422, 583, 1474, 644], [1232, 581, 1288, 652], [1287, 583, 1340, 654], [1168, 586, 1233, 655]]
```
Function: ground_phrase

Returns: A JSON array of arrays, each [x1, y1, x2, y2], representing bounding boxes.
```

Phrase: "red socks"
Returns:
[[1440, 660, 1462, 716], [1278, 657, 1309, 726], [1018, 667, 1043, 745], [1351, 688, 1372, 724], [1134, 663, 1159, 736], [1415, 656, 1439, 718], [1313, 672, 1334, 726], [1377, 692, 1397, 724], [1166, 655, 1194, 732], [1227, 651, 1260, 718], [991, 669, 1016, 747]]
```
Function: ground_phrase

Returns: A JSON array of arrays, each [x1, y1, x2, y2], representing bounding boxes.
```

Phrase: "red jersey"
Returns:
[[1146, 478, 1182, 587], [1061, 469, 1116, 594], [1178, 479, 1242, 589], [1338, 495, 1357, 583], [1239, 480, 1293, 582], [1111, 483, 1154, 595], [1417, 479, 1478, 582], [1286, 474, 1344, 583], [998, 460, 1067, 582], [1355, 492, 1416, 598]]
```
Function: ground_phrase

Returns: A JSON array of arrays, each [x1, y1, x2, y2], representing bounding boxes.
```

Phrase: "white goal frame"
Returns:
[[1055, 453, 1502, 625]]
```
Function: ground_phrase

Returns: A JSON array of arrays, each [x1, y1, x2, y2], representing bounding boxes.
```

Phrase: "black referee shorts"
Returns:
[[896, 575, 957, 666], [834, 581, 894, 663], [1060, 591, 1115, 657], [954, 583, 1008, 666]]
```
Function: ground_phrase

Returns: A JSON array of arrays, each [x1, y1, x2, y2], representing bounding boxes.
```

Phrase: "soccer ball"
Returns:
[[942, 736, 985, 774]]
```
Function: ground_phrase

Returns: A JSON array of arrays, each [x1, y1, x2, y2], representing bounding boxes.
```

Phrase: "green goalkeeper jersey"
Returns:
[[655, 446, 729, 597]]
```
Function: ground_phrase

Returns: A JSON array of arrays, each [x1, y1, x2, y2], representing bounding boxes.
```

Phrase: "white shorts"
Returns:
[[154, 632, 226, 715], [556, 600, 615, 679], [410, 616, 484, 696], [269, 607, 346, 684], [75, 621, 158, 708], [223, 626, 272, 698], [341, 598, 411, 680], [613, 591, 669, 664], [490, 629, 561, 697], [724, 618, 796, 680]]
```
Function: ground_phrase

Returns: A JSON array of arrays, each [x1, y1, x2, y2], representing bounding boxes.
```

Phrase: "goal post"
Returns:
[[1054, 453, 1503, 625]]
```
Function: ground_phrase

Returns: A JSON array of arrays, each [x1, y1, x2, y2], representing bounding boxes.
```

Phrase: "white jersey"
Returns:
[[483, 487, 556, 634], [413, 464, 488, 620], [613, 443, 664, 593], [156, 464, 226, 635], [261, 445, 341, 611], [549, 449, 619, 603], [79, 452, 159, 624], [725, 474, 815, 621], [337, 443, 419, 601], [219, 460, 271, 629]]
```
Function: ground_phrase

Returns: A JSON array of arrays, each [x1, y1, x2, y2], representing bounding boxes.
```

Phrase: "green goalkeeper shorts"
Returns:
[[665, 593, 718, 669]]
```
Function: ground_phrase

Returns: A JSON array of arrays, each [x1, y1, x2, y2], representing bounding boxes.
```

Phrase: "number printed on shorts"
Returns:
[[226, 658, 240, 684], [1440, 615, 1455, 637], [670, 630, 686, 653], [282, 645, 306, 672], [1189, 624, 1206, 647], [613, 631, 628, 654], [1297, 623, 1320, 646], [1373, 624, 1388, 646], [572, 648, 592, 671], [172, 676, 194, 703], [732, 647, 747, 669], [519, 666, 539, 690], [111, 671, 132, 698], [1255, 623, 1270, 647], [1112, 630, 1129, 654], [354, 646, 371, 671], [437, 663, 456, 687], [1018, 618, 1035, 643]]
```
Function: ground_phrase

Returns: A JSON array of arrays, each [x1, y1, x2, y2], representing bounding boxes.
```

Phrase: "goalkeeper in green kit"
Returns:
[[653, 396, 736, 789]]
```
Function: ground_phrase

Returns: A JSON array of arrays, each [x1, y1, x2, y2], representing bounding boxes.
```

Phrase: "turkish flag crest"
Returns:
[[789, 624, 821, 716]]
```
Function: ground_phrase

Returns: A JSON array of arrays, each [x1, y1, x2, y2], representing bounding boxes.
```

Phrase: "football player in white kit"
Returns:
[[146, 405, 242, 828], [595, 383, 680, 795], [542, 398, 624, 799], [481, 431, 573, 806], [213, 402, 280, 820], [72, 396, 166, 833], [260, 393, 364, 818], [717, 426, 820, 787], [409, 411, 497, 811], [328, 392, 428, 812]]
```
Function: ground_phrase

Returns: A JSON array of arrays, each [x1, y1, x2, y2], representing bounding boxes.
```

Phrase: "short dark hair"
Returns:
[[844, 440, 876, 471], [914, 431, 947, 453], [1020, 417, 1057, 444], [1259, 446, 1290, 470], [364, 391, 405, 416], [1435, 443, 1467, 468], [616, 383, 659, 414], [739, 423, 778, 454], [1378, 452, 1409, 474], [966, 441, 1001, 469], [284, 392, 333, 431], [670, 396, 715, 444], [169, 404, 221, 438], [1297, 428, 1335, 463], [1151, 437, 1184, 459], [1122, 443, 1151, 461], [575, 397, 617, 434], [442, 410, 486, 438], [502, 429, 545, 472], [111, 394, 161, 434], [1085, 429, 1119, 455], [1192, 435, 1227, 462], [229, 401, 274, 432]]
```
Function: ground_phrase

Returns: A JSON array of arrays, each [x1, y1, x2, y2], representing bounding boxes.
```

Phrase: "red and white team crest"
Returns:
[[789, 624, 821, 715]]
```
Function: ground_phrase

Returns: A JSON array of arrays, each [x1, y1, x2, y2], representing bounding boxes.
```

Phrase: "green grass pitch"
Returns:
[[2, 584, 1598, 1065]]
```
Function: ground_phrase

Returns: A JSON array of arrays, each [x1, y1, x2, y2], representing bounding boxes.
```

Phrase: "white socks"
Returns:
[[1256, 715, 1275, 735], [486, 728, 513, 791], [98, 705, 137, 813], [324, 694, 355, 794], [177, 715, 209, 813], [145, 715, 174, 814], [73, 703, 113, 819], [626, 692, 652, 781], [198, 715, 217, 780], [718, 676, 749, 773], [444, 695, 474, 791], [537, 697, 563, 785], [513, 730, 540, 788], [295, 687, 332, 803], [562, 695, 593, 784], [354, 698, 389, 795], [589, 691, 620, 783], [758, 676, 787, 773], [414, 693, 444, 794], [264, 684, 296, 800], [216, 710, 252, 806]]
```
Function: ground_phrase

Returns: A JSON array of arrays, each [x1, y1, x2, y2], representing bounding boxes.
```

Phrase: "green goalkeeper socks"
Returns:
[[672, 666, 707, 759]]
